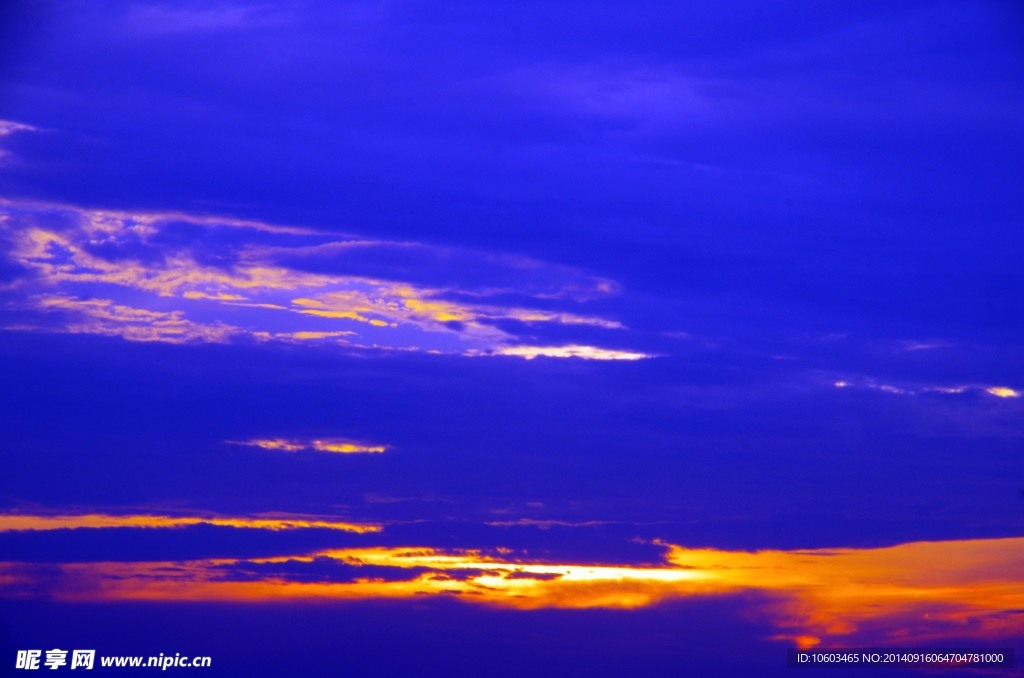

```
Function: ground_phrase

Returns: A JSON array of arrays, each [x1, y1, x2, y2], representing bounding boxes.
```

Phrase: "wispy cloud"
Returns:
[[895, 340, 954, 352], [0, 199, 641, 357], [485, 518, 644, 529], [28, 295, 242, 344], [0, 120, 38, 137], [490, 345, 652, 361], [0, 119, 40, 164], [228, 438, 388, 454], [833, 379, 1019, 399], [0, 512, 380, 533]]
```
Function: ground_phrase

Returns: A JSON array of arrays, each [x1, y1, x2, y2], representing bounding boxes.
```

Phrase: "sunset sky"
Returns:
[[1, 1, 1022, 675]]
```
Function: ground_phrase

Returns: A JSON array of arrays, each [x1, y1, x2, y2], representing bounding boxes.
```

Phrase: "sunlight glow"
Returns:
[[1, 536, 1019, 647]]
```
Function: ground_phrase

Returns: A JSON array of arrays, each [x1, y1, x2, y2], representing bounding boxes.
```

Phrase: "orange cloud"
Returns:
[[985, 386, 1019, 398], [0, 512, 380, 534], [1, 536, 1019, 648], [227, 438, 388, 454], [662, 538, 1024, 647]]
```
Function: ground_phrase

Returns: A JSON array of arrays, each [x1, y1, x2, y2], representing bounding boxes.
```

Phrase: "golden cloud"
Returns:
[[1, 535, 1019, 648], [1, 199, 639, 356], [227, 438, 388, 454], [0, 512, 380, 534]]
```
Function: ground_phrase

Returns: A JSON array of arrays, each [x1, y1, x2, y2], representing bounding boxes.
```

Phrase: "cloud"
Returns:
[[228, 438, 388, 454], [261, 239, 619, 302], [24, 295, 242, 344], [1, 536, 1020, 648], [833, 379, 1020, 400], [895, 340, 954, 352], [0, 119, 40, 164], [0, 199, 641, 357], [0, 512, 380, 534], [490, 345, 652, 361], [0, 120, 38, 137], [985, 386, 1019, 399]]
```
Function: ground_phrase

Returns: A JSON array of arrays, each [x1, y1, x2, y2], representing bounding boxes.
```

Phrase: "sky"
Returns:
[[0, 1, 1022, 675]]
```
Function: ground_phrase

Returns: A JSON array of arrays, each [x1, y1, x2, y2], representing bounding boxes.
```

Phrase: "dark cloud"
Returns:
[[210, 558, 436, 585]]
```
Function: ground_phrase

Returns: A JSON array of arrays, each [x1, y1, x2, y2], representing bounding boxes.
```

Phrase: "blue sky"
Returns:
[[1, 1, 1022, 675]]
